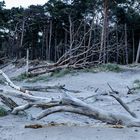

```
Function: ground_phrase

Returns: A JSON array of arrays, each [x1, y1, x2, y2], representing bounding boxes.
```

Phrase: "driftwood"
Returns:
[[0, 94, 18, 110], [25, 124, 43, 129], [107, 83, 137, 118], [110, 94, 137, 118], [0, 70, 32, 95], [1, 70, 140, 127], [23, 84, 80, 93], [23, 85, 65, 92]]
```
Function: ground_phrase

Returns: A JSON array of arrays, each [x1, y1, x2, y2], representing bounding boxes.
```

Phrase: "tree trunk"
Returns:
[[19, 19, 25, 58], [132, 30, 135, 63], [99, 0, 109, 63], [48, 20, 52, 60], [26, 48, 29, 74], [124, 24, 128, 64], [116, 25, 119, 63], [135, 39, 140, 63]]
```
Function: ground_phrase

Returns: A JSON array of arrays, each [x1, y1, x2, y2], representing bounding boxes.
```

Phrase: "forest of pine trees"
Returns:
[[0, 0, 140, 65]]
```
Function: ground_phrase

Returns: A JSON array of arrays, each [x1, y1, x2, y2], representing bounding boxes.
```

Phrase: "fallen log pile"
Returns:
[[0, 70, 140, 127], [27, 43, 101, 76]]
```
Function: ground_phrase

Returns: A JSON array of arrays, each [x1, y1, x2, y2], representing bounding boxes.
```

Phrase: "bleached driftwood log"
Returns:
[[1, 70, 140, 127], [23, 84, 80, 93], [0, 70, 31, 94]]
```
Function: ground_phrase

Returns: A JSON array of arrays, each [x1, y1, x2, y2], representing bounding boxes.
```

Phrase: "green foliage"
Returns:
[[0, 106, 7, 117], [11, 63, 121, 84], [50, 68, 72, 77], [98, 63, 122, 72], [133, 79, 140, 90], [0, 79, 5, 85], [82, 64, 122, 73], [26, 74, 50, 83], [29, 64, 121, 82], [12, 73, 28, 81], [11, 73, 51, 83], [0, 0, 139, 63]]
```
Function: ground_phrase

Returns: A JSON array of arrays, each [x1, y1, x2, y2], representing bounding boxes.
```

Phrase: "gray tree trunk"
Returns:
[[135, 39, 140, 63]]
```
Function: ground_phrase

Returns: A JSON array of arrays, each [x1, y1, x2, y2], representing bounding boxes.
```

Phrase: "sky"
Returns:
[[3, 0, 48, 9]]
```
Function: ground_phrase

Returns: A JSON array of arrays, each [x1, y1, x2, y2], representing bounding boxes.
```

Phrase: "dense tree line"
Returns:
[[0, 0, 140, 64]]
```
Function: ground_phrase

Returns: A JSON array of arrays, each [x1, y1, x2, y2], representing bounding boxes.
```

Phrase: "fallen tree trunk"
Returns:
[[0, 94, 18, 110], [23, 85, 66, 92], [0, 70, 32, 95], [35, 105, 140, 127], [15, 92, 140, 127], [23, 84, 80, 93]]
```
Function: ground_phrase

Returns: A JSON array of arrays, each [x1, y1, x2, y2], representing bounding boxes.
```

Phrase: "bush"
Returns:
[[98, 63, 122, 72], [0, 106, 7, 117], [50, 68, 72, 77], [12, 73, 28, 81], [133, 79, 140, 89], [80, 63, 122, 73]]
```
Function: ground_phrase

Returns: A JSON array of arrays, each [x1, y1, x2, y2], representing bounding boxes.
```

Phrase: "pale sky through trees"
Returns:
[[4, 0, 47, 8]]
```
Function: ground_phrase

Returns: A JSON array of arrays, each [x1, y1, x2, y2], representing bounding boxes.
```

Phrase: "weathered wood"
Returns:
[[12, 103, 33, 115], [23, 85, 80, 93], [23, 85, 65, 92], [0, 94, 18, 110], [110, 94, 137, 118], [35, 93, 140, 127], [108, 83, 137, 118], [0, 70, 31, 94], [25, 124, 43, 129]]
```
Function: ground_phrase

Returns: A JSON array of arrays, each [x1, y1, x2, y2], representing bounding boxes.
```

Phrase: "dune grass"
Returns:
[[0, 106, 7, 117]]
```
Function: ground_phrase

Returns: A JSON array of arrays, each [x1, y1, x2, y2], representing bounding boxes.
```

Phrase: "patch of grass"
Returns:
[[80, 68, 98, 73], [79, 63, 122, 73], [0, 106, 7, 117], [133, 79, 140, 90], [26, 74, 50, 83], [134, 79, 140, 84], [50, 68, 73, 77], [12, 73, 28, 81], [96, 63, 122, 72], [0, 79, 5, 85], [12, 63, 121, 83]]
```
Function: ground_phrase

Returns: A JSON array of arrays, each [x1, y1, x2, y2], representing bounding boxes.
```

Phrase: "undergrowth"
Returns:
[[50, 68, 73, 77], [97, 63, 122, 72], [0, 106, 7, 117], [81, 63, 122, 73], [26, 74, 50, 83], [12, 73, 28, 81], [11, 63, 121, 83], [133, 79, 140, 90]]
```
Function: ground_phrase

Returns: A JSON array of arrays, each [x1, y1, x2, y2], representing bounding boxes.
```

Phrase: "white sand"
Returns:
[[0, 65, 140, 140]]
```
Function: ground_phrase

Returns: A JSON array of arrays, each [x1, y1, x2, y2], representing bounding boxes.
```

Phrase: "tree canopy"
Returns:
[[0, 0, 140, 64]]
